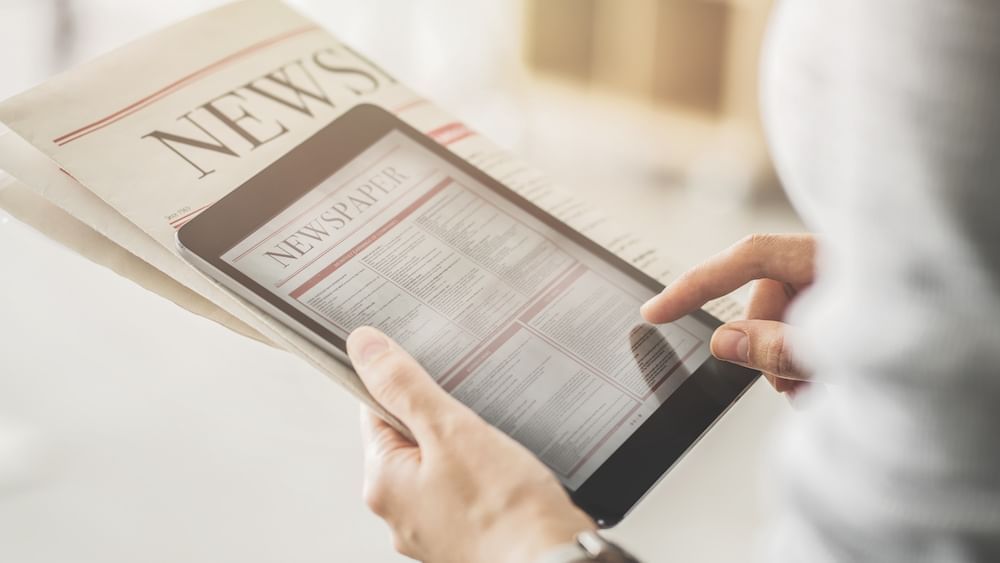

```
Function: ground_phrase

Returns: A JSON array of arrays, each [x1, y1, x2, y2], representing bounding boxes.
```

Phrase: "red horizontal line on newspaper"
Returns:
[[272, 168, 440, 288], [517, 263, 589, 323], [52, 24, 320, 147], [169, 202, 213, 226], [171, 213, 207, 230], [435, 260, 579, 383], [390, 98, 429, 115], [289, 176, 454, 300], [428, 122, 475, 146]]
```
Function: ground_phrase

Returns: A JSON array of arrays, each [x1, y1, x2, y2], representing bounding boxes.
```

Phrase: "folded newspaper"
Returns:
[[0, 0, 741, 429]]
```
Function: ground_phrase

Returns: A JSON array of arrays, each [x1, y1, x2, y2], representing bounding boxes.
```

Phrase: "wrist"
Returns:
[[492, 507, 596, 563]]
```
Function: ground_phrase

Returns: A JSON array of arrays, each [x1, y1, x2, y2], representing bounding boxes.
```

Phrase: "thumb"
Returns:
[[347, 326, 463, 439], [710, 320, 808, 381]]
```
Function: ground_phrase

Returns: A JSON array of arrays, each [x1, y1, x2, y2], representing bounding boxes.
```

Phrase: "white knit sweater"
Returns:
[[761, 1, 1000, 560]]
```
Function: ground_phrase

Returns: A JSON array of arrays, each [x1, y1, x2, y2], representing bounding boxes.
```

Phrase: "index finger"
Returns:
[[641, 234, 815, 324]]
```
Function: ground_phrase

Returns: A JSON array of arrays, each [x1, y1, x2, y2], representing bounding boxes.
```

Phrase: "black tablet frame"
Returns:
[[178, 103, 759, 527]]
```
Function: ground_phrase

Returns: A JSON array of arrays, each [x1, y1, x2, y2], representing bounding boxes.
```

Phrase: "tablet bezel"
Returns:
[[177, 103, 759, 527]]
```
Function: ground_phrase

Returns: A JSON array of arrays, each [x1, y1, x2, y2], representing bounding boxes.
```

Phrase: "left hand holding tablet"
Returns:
[[348, 326, 596, 563]]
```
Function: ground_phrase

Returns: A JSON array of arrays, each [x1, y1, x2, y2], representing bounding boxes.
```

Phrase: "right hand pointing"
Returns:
[[640, 234, 816, 394]]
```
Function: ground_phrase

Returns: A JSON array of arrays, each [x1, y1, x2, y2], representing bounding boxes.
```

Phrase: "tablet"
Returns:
[[177, 104, 758, 527]]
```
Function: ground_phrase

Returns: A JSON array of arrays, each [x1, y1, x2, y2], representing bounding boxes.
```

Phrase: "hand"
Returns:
[[348, 326, 596, 563], [640, 234, 815, 394]]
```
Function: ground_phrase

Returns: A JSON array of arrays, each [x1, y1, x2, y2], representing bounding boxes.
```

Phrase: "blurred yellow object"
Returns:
[[523, 0, 777, 198]]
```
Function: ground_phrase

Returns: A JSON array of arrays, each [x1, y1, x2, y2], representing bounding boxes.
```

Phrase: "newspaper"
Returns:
[[0, 0, 741, 427]]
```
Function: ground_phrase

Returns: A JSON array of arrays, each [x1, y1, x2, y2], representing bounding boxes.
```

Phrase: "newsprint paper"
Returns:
[[0, 0, 741, 430]]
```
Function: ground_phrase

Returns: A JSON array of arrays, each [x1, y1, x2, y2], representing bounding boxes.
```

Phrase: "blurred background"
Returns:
[[1, 1, 799, 562]]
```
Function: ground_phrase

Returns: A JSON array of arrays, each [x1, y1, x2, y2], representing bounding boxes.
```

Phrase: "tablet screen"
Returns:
[[220, 129, 714, 490]]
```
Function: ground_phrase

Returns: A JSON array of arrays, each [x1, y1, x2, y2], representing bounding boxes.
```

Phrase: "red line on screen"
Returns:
[[271, 168, 440, 287], [441, 323, 524, 392], [229, 144, 402, 263], [289, 177, 453, 299]]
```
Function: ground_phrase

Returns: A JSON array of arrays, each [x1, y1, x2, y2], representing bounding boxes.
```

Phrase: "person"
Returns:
[[347, 1, 1000, 561]]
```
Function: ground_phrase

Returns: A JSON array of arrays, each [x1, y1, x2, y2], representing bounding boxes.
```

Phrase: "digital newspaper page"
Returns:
[[223, 130, 714, 488]]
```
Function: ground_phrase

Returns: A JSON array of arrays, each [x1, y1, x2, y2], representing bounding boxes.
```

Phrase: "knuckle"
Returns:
[[764, 333, 795, 378], [736, 233, 758, 251], [735, 234, 770, 277], [367, 355, 415, 405], [750, 232, 781, 249], [364, 430, 394, 463], [730, 235, 754, 264], [675, 266, 712, 304], [737, 233, 773, 255]]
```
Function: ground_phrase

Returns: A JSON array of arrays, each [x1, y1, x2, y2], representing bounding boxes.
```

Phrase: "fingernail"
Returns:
[[713, 329, 748, 363], [639, 300, 653, 317], [350, 328, 389, 367], [640, 292, 662, 317]]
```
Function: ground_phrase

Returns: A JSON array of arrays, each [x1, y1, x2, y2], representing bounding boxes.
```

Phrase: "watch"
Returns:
[[535, 530, 641, 563]]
